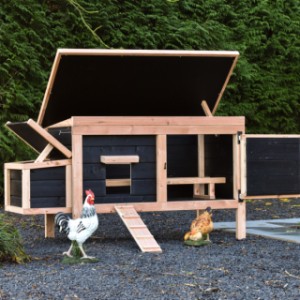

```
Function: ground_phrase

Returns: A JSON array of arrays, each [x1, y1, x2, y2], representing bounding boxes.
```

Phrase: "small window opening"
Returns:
[[106, 164, 131, 194]]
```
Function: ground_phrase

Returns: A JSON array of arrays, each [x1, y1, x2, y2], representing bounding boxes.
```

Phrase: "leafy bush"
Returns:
[[0, 214, 30, 264]]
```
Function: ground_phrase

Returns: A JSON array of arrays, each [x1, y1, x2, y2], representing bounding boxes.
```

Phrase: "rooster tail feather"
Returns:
[[54, 212, 70, 234]]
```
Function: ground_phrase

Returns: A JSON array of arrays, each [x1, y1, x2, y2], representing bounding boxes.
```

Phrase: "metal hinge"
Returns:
[[237, 131, 243, 144], [238, 190, 244, 202]]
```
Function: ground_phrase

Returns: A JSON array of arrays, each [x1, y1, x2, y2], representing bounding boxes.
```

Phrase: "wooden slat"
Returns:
[[37, 50, 62, 125], [72, 116, 245, 127], [167, 177, 226, 185], [241, 194, 300, 200], [100, 155, 139, 164], [55, 48, 240, 57], [35, 144, 54, 163], [95, 199, 239, 213], [212, 54, 239, 114], [106, 179, 131, 187], [242, 134, 300, 138], [5, 206, 72, 215], [73, 125, 245, 135], [115, 205, 162, 253], [4, 159, 71, 170], [201, 100, 213, 117]]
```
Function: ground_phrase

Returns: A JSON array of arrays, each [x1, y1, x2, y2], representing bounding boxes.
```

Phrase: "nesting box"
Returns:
[[5, 49, 300, 251]]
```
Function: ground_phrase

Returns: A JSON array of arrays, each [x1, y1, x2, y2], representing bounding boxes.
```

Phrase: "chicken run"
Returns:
[[4, 49, 300, 253]]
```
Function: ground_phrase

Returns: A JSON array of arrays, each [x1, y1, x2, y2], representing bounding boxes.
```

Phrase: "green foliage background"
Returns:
[[1, 0, 300, 199]]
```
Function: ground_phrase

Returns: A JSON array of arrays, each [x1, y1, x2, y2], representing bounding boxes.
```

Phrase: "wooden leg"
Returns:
[[236, 201, 246, 240], [208, 183, 215, 199], [45, 214, 55, 238]]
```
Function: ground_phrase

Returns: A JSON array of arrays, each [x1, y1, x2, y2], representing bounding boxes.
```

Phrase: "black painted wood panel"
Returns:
[[30, 180, 66, 197], [204, 135, 233, 198], [167, 135, 198, 178], [83, 136, 156, 203], [246, 138, 300, 196], [31, 197, 66, 208], [10, 196, 22, 207], [31, 167, 65, 180], [9, 168, 67, 208], [10, 171, 22, 197], [48, 127, 72, 149]]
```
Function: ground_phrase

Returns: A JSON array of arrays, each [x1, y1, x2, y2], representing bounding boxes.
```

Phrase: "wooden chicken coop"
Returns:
[[4, 49, 300, 253]]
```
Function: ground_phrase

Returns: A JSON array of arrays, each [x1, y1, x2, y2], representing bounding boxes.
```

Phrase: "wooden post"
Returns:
[[35, 144, 54, 163], [240, 134, 247, 198], [72, 134, 83, 218], [4, 166, 11, 208], [45, 214, 55, 238], [156, 135, 167, 204], [201, 100, 213, 117], [233, 133, 246, 239], [195, 135, 205, 216], [22, 169, 31, 209]]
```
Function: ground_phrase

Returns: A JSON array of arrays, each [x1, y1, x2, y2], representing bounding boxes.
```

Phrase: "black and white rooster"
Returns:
[[54, 189, 99, 259]]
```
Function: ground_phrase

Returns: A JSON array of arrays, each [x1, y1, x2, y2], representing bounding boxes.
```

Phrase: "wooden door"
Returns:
[[240, 134, 300, 199]]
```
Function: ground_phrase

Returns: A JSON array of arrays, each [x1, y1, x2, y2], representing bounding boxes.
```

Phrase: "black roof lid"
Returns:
[[38, 49, 239, 128]]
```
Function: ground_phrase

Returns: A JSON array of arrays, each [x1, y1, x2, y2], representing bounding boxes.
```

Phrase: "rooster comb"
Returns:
[[85, 189, 95, 197]]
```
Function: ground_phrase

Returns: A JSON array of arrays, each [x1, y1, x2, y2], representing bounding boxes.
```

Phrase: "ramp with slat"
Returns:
[[115, 205, 162, 253]]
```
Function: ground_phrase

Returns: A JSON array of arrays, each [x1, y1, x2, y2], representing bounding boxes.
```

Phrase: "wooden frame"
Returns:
[[68, 116, 246, 239], [4, 159, 72, 214]]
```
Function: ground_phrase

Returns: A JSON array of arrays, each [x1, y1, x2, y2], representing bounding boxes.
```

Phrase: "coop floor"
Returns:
[[215, 218, 300, 244]]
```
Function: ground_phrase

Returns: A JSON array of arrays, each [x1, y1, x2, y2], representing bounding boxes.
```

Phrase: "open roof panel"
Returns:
[[5, 119, 72, 159], [38, 49, 239, 128]]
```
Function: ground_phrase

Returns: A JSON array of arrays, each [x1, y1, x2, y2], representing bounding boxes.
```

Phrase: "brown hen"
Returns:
[[184, 207, 213, 242]]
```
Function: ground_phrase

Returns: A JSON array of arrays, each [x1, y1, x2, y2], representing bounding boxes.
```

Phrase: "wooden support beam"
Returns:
[[201, 100, 213, 116], [167, 177, 226, 185], [45, 214, 55, 238], [27, 118, 72, 158], [233, 133, 246, 240], [35, 143, 54, 163], [106, 179, 131, 187]]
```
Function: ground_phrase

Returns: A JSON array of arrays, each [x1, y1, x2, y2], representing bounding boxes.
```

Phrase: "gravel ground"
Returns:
[[1, 198, 300, 300]]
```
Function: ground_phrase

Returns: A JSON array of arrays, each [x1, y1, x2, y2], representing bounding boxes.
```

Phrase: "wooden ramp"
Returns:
[[115, 205, 162, 253]]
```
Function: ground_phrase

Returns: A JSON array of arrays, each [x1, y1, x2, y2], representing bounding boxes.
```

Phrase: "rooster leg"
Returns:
[[63, 243, 74, 257], [78, 243, 95, 260]]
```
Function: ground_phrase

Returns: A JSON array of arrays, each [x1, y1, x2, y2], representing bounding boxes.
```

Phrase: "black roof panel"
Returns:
[[38, 49, 239, 127]]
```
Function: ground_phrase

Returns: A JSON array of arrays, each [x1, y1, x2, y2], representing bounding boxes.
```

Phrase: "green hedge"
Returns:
[[1, 0, 300, 200]]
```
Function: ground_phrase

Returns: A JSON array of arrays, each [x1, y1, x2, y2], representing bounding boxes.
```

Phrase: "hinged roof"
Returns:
[[38, 49, 239, 128]]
